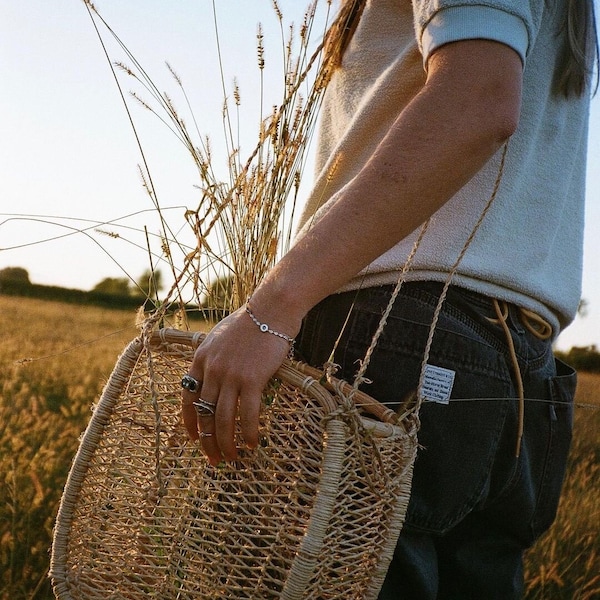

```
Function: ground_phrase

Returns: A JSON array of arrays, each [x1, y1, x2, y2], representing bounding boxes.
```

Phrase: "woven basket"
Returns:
[[50, 327, 418, 600]]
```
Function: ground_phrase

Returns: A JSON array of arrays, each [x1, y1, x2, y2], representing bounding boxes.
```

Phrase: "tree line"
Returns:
[[0, 266, 163, 297], [0, 266, 162, 311]]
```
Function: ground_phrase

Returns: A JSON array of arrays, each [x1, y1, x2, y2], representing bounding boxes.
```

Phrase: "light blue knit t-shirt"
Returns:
[[296, 0, 591, 335]]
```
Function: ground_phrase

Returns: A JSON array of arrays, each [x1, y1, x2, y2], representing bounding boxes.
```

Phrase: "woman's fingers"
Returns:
[[197, 412, 221, 467], [214, 383, 240, 462], [237, 385, 263, 450], [181, 390, 200, 440], [194, 377, 222, 466]]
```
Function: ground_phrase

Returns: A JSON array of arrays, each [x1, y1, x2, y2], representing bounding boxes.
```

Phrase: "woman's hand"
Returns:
[[181, 304, 299, 466]]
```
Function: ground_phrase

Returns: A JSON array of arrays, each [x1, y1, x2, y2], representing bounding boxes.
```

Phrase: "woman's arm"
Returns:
[[182, 39, 523, 465]]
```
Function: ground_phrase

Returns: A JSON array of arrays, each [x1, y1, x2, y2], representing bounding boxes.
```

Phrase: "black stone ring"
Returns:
[[181, 374, 201, 393]]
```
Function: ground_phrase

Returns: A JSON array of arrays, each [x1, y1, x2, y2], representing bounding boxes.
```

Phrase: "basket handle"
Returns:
[[290, 360, 401, 425], [350, 143, 509, 408], [151, 329, 402, 425]]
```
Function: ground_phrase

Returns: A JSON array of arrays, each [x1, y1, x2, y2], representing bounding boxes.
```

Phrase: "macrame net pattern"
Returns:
[[51, 328, 418, 599]]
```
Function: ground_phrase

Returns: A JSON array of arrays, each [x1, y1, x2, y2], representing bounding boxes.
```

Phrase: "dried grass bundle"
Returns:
[[80, 1, 343, 319]]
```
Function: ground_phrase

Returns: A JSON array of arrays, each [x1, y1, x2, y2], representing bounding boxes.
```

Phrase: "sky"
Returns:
[[1, 1, 599, 352]]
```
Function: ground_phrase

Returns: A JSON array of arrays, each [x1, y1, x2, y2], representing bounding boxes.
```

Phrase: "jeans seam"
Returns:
[[530, 415, 556, 536]]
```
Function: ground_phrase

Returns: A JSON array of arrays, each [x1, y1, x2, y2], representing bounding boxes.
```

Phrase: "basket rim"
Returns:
[[152, 328, 403, 425]]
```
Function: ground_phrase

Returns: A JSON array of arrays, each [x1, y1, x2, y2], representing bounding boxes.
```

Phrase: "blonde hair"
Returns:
[[322, 0, 366, 69], [325, 0, 598, 98], [554, 0, 599, 97]]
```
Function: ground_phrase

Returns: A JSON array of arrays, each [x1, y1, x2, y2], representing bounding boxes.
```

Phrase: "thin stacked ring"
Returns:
[[192, 399, 216, 417]]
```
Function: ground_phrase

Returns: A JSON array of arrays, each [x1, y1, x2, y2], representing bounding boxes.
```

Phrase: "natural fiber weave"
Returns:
[[50, 328, 418, 599]]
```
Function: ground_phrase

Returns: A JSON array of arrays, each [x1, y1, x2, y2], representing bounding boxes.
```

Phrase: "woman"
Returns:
[[181, 1, 597, 597]]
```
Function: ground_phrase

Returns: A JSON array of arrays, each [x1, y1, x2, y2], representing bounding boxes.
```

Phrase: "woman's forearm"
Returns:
[[251, 39, 523, 332]]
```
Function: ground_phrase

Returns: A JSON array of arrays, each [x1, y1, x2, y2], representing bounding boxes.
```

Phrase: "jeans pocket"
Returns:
[[382, 322, 516, 535], [528, 358, 576, 539], [404, 348, 514, 534]]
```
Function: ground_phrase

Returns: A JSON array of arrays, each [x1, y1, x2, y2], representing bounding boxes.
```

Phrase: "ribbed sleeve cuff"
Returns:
[[421, 6, 529, 66]]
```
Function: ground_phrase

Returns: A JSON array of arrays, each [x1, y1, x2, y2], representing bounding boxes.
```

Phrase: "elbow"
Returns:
[[491, 97, 521, 143], [469, 89, 521, 151], [470, 70, 522, 145], [491, 112, 519, 146], [476, 66, 523, 145]]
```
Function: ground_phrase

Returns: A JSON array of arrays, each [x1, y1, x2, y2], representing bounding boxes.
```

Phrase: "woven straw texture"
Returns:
[[50, 328, 418, 599]]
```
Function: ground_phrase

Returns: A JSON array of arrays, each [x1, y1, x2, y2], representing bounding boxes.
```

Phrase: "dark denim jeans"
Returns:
[[296, 282, 576, 600]]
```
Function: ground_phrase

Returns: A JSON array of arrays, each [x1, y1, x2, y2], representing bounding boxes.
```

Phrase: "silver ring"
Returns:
[[193, 399, 216, 417], [200, 431, 213, 438], [181, 374, 201, 393]]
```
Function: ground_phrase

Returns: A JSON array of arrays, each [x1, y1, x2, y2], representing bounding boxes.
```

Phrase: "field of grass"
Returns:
[[0, 295, 598, 599], [523, 369, 600, 599]]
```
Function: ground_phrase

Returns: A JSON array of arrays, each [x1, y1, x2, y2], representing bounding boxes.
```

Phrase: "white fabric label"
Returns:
[[422, 364, 455, 404]]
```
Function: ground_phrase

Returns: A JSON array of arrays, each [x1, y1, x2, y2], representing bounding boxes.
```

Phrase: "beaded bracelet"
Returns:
[[245, 299, 295, 347]]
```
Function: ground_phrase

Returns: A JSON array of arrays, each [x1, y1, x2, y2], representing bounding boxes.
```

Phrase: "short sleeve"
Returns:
[[413, 1, 544, 67]]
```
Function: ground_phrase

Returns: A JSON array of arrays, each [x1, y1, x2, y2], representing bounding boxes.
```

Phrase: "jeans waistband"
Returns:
[[355, 282, 554, 457], [377, 282, 553, 338]]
